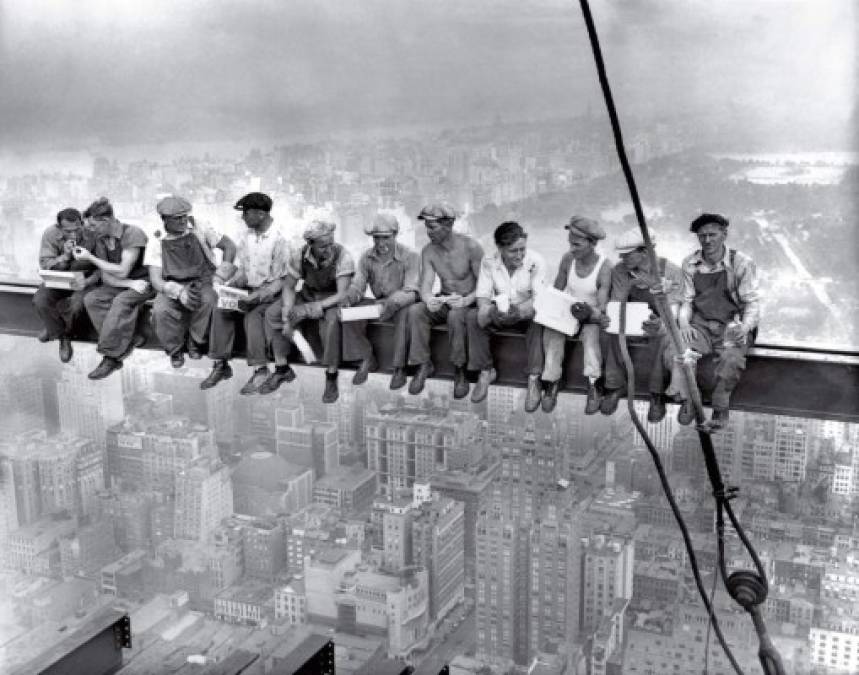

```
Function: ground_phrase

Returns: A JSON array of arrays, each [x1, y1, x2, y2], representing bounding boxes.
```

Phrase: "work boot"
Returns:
[[187, 341, 204, 360], [524, 375, 542, 413], [170, 352, 185, 369], [585, 381, 602, 415], [259, 365, 296, 395], [647, 394, 667, 423], [88, 356, 123, 380], [37, 328, 51, 343], [471, 368, 496, 404], [677, 400, 695, 426], [352, 356, 377, 385], [132, 334, 147, 349], [389, 368, 407, 391], [58, 337, 73, 364], [240, 367, 270, 395], [600, 388, 622, 416], [323, 373, 339, 404], [708, 408, 730, 431], [541, 380, 561, 413], [453, 367, 470, 400], [200, 360, 232, 390], [409, 362, 434, 395]]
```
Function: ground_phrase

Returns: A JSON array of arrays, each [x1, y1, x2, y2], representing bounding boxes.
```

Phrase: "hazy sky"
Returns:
[[0, 0, 855, 149]]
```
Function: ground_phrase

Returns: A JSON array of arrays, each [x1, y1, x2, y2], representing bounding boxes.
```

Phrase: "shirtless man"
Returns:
[[406, 203, 484, 398]]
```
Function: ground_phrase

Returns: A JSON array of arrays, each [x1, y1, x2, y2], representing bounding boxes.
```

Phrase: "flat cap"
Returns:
[[156, 195, 192, 217], [417, 203, 457, 222], [233, 192, 273, 212], [615, 226, 656, 253], [565, 215, 605, 241], [364, 213, 399, 236], [303, 220, 337, 241], [689, 213, 729, 233]]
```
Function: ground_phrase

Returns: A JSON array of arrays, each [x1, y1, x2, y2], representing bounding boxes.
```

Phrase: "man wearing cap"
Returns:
[[540, 215, 612, 414], [660, 213, 761, 430], [201, 192, 290, 393], [467, 221, 546, 408], [599, 226, 683, 418], [264, 220, 355, 403], [406, 203, 484, 398], [145, 195, 237, 369], [33, 207, 99, 363], [340, 213, 420, 388], [73, 197, 155, 379]]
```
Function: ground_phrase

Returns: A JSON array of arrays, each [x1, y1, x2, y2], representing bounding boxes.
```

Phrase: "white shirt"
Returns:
[[565, 253, 605, 306], [476, 249, 546, 305]]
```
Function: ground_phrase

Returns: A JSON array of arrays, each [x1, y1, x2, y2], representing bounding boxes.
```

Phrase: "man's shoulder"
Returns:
[[681, 250, 702, 267], [120, 222, 148, 245]]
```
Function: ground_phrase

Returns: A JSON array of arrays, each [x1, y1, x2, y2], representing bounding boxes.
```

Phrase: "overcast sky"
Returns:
[[0, 0, 855, 150]]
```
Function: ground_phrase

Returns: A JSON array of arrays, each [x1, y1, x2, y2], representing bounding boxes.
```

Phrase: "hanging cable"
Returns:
[[575, 1, 785, 673]]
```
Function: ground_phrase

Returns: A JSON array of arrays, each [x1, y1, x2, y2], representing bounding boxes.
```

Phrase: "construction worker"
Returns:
[[267, 220, 355, 403], [145, 195, 237, 368], [660, 213, 761, 430], [540, 215, 612, 414], [599, 227, 683, 418], [33, 207, 99, 363], [341, 213, 420, 388], [201, 192, 290, 393], [74, 197, 154, 380], [406, 203, 484, 398], [467, 221, 546, 409]]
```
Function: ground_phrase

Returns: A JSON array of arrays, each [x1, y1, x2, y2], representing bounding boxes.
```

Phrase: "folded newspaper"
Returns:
[[534, 286, 580, 336], [291, 329, 317, 363], [38, 269, 85, 290], [605, 301, 651, 337], [216, 286, 248, 311], [338, 304, 382, 322]]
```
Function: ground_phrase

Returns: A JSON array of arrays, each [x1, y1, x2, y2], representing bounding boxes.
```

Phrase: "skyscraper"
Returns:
[[173, 458, 234, 541], [579, 533, 634, 634]]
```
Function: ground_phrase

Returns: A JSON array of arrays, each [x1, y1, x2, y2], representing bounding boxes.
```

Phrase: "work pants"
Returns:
[[265, 299, 341, 369], [341, 299, 411, 367], [603, 330, 667, 394], [406, 302, 468, 368], [541, 323, 601, 383], [152, 285, 218, 356], [33, 284, 90, 339], [83, 284, 156, 359], [464, 309, 543, 375], [209, 300, 276, 368]]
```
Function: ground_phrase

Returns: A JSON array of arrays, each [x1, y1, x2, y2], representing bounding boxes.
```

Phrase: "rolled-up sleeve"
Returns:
[[734, 253, 761, 330], [347, 252, 371, 303], [681, 255, 697, 306], [475, 256, 494, 300]]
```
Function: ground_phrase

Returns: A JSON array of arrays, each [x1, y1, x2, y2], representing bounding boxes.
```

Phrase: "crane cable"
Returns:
[[575, 1, 785, 673]]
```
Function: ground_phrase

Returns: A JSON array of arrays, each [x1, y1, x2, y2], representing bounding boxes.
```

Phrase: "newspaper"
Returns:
[[38, 269, 85, 290], [339, 304, 382, 322], [534, 286, 580, 336], [605, 301, 651, 337], [216, 286, 249, 311]]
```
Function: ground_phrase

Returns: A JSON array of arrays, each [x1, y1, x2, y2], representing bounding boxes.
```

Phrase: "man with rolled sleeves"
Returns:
[[467, 221, 546, 409], [406, 203, 484, 398], [599, 226, 683, 418], [146, 195, 237, 369], [200, 192, 290, 394], [74, 197, 155, 380], [265, 220, 355, 403], [340, 213, 420, 388], [33, 207, 99, 363], [660, 213, 761, 431], [540, 215, 612, 414]]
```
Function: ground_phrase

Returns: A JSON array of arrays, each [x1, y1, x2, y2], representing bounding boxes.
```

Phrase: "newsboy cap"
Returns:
[[364, 213, 399, 236], [565, 215, 605, 241], [233, 192, 273, 212], [303, 220, 337, 242], [689, 213, 729, 233], [615, 226, 656, 253], [417, 203, 457, 222], [156, 195, 192, 217]]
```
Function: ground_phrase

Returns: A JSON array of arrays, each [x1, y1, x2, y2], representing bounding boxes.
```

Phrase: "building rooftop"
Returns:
[[315, 465, 376, 491], [216, 579, 273, 605]]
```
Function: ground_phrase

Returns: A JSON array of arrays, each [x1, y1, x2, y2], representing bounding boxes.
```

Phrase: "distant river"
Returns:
[[710, 151, 857, 186]]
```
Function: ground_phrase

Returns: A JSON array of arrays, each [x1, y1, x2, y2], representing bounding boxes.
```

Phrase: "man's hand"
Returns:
[[338, 297, 353, 309], [477, 304, 495, 329], [304, 301, 324, 319], [642, 313, 662, 336], [129, 279, 151, 295], [378, 300, 397, 322], [68, 276, 86, 292], [426, 297, 444, 313], [287, 304, 308, 323], [62, 240, 76, 258], [72, 247, 92, 262], [213, 262, 236, 286], [446, 294, 467, 309], [679, 324, 698, 345], [570, 302, 592, 322], [237, 291, 261, 313], [649, 276, 678, 296]]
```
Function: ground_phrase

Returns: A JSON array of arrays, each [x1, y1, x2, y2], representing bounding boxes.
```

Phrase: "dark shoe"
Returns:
[[323, 374, 339, 404], [38, 328, 51, 343], [470, 368, 496, 403], [353, 357, 377, 385], [258, 366, 296, 395], [240, 367, 269, 395], [453, 367, 470, 400], [677, 400, 695, 426], [200, 361, 232, 390], [409, 362, 435, 395], [708, 408, 730, 431], [647, 395, 667, 423], [600, 388, 622, 416], [541, 380, 560, 413], [390, 368, 407, 390], [524, 375, 542, 413], [88, 356, 123, 380], [585, 382, 602, 415], [187, 342, 203, 360], [170, 352, 185, 369], [132, 334, 147, 349], [58, 337, 73, 363]]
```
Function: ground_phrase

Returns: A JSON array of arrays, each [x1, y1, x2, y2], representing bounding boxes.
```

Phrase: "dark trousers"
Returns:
[[603, 332, 667, 394], [152, 285, 218, 356], [33, 284, 89, 339], [209, 300, 276, 367], [465, 309, 543, 374], [265, 298, 341, 369], [407, 302, 468, 367], [341, 299, 411, 367], [83, 284, 156, 359]]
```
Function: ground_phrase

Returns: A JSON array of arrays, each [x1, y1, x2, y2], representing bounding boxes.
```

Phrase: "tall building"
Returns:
[[744, 414, 810, 483], [380, 496, 415, 571], [173, 458, 233, 541], [487, 386, 521, 444], [580, 533, 634, 634], [311, 423, 339, 479], [275, 402, 313, 469], [151, 367, 236, 443], [242, 518, 286, 580], [312, 465, 377, 514], [232, 450, 313, 517]]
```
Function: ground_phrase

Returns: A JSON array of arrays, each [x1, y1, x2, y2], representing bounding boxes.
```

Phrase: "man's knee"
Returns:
[[447, 307, 467, 327], [33, 286, 54, 311]]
